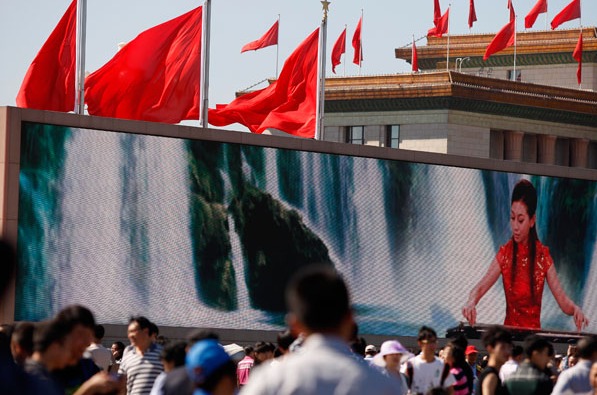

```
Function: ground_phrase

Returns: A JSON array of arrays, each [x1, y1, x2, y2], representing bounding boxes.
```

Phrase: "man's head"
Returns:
[[481, 326, 513, 365], [511, 345, 524, 362], [254, 341, 275, 363], [32, 320, 73, 370], [128, 316, 153, 351], [577, 336, 597, 362], [10, 322, 35, 365], [285, 265, 352, 338], [277, 330, 296, 355], [417, 326, 438, 357], [93, 324, 105, 343], [523, 335, 553, 370], [465, 345, 479, 364], [161, 341, 187, 373], [186, 339, 236, 395], [54, 305, 96, 364], [111, 341, 125, 360]]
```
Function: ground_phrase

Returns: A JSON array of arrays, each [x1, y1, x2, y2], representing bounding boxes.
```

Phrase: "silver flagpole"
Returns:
[[315, 1, 329, 140], [446, 4, 451, 71], [74, 0, 87, 114], [513, 16, 517, 80], [358, 9, 363, 75], [200, 0, 211, 127], [343, 24, 347, 77]]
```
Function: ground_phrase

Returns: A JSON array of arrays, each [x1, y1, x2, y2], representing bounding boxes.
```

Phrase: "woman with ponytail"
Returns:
[[462, 179, 588, 331]]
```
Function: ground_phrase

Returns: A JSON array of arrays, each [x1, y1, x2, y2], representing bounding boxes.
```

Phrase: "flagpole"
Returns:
[[343, 24, 347, 77], [74, 0, 87, 114], [200, 0, 211, 127], [513, 16, 517, 80], [446, 4, 451, 71], [276, 14, 280, 78], [315, 1, 329, 141], [579, 0, 582, 89], [359, 9, 363, 75]]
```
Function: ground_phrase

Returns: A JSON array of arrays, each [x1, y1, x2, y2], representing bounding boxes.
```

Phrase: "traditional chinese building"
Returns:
[[319, 27, 597, 169]]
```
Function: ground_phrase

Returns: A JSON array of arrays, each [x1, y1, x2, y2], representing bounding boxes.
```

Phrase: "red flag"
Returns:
[[85, 7, 201, 123], [433, 0, 442, 25], [241, 20, 279, 53], [352, 16, 363, 66], [412, 40, 419, 72], [469, 0, 478, 28], [551, 0, 580, 30], [16, 0, 76, 111], [331, 28, 346, 74], [208, 28, 319, 138], [484, 19, 515, 60], [573, 31, 582, 85], [525, 0, 547, 29], [508, 0, 516, 22], [428, 9, 449, 37]]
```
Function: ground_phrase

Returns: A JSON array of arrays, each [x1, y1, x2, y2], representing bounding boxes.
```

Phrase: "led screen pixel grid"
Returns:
[[16, 122, 597, 336]]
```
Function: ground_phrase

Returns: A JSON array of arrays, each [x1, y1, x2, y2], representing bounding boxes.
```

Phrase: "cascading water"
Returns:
[[17, 124, 597, 335], [52, 131, 137, 317]]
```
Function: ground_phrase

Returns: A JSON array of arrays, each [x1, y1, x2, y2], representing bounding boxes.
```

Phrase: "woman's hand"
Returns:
[[573, 305, 589, 331], [462, 302, 477, 327]]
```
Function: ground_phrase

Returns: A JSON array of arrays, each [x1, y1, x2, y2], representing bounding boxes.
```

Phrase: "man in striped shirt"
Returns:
[[119, 316, 163, 395]]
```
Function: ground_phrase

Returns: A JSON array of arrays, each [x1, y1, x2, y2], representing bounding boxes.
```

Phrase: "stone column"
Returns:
[[570, 138, 589, 168], [504, 131, 524, 161], [537, 135, 557, 165]]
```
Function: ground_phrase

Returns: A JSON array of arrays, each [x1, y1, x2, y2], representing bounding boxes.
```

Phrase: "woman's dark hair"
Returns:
[[446, 341, 474, 394], [161, 341, 187, 367], [511, 179, 539, 302]]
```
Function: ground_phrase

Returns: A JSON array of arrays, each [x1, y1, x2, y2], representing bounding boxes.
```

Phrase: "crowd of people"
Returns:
[[0, 265, 596, 395], [2, 238, 597, 394]]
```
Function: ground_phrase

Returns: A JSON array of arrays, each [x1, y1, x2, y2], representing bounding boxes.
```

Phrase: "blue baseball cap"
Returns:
[[186, 339, 231, 384]]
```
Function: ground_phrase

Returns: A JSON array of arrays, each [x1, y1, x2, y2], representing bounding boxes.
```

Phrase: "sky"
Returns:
[[0, 0, 594, 131]]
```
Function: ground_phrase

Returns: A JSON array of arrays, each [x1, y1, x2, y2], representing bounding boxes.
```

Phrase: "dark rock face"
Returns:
[[231, 185, 333, 312], [187, 141, 333, 312]]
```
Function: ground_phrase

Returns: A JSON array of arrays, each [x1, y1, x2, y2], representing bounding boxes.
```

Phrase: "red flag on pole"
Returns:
[[84, 7, 202, 123], [484, 19, 515, 60], [208, 28, 319, 138], [428, 9, 449, 37], [352, 16, 363, 66], [412, 40, 419, 72], [241, 20, 279, 53], [433, 0, 442, 25], [469, 0, 478, 28], [525, 0, 547, 29], [508, 0, 516, 22], [551, 0, 580, 30], [573, 30, 582, 85], [331, 28, 346, 74], [16, 0, 76, 111]]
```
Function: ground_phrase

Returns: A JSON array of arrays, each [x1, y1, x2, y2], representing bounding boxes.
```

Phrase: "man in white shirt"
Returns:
[[85, 324, 112, 371], [499, 345, 523, 382], [552, 336, 597, 395], [241, 265, 402, 395], [403, 326, 455, 395]]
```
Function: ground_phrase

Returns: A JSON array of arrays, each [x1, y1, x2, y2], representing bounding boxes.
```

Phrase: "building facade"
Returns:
[[321, 28, 597, 169]]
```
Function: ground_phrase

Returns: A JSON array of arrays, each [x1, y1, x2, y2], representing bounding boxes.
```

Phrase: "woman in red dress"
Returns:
[[462, 179, 588, 331]]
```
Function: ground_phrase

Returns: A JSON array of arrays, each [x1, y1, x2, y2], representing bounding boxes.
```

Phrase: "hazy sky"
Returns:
[[0, 0, 593, 129]]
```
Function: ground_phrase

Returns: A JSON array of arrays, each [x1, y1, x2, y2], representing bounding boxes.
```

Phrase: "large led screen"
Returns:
[[16, 122, 597, 336]]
